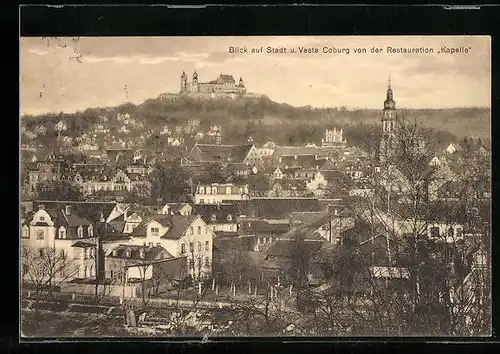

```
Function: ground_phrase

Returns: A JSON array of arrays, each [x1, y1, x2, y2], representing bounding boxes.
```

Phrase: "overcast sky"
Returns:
[[20, 36, 490, 115]]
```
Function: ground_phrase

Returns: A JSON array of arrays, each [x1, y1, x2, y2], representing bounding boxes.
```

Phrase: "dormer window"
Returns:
[[88, 225, 94, 237], [211, 214, 217, 222], [227, 214, 233, 221], [77, 226, 84, 238], [59, 227, 66, 239]]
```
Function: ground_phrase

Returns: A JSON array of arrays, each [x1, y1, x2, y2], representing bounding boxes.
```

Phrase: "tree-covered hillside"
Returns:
[[20, 95, 490, 149]]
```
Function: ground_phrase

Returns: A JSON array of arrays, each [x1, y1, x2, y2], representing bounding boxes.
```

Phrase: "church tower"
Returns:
[[379, 77, 398, 163], [180, 71, 187, 93]]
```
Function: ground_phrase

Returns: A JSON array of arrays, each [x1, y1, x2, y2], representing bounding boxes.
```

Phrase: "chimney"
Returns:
[[65, 205, 72, 216]]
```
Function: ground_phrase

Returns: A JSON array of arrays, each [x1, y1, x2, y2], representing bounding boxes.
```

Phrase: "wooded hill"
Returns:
[[21, 95, 490, 149]]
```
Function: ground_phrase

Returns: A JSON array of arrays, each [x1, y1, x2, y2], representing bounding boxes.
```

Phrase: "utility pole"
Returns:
[[95, 212, 105, 299]]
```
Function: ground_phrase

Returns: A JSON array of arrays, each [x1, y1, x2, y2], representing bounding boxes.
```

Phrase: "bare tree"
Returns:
[[21, 245, 79, 320], [312, 113, 491, 336]]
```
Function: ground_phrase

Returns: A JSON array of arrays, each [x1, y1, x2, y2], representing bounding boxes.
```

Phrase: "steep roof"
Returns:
[[193, 203, 237, 224], [162, 215, 200, 240], [34, 200, 116, 223], [35, 208, 92, 228], [107, 245, 174, 262]]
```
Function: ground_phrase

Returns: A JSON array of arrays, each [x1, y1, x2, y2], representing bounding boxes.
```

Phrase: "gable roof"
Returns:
[[107, 245, 174, 261], [146, 214, 174, 228], [42, 208, 92, 228], [193, 203, 237, 224], [162, 215, 200, 240], [35, 200, 116, 224]]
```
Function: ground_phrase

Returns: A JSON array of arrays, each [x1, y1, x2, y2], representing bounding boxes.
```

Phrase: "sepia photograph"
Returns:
[[19, 35, 491, 338]]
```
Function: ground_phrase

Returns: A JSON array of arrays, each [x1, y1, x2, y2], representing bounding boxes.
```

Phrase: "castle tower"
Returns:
[[180, 71, 187, 93], [379, 77, 397, 163], [191, 70, 199, 93]]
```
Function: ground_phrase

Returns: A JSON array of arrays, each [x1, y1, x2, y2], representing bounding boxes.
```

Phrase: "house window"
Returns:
[[226, 187, 231, 195], [190, 227, 194, 235], [205, 241, 209, 251], [189, 242, 194, 252], [212, 225, 216, 231], [212, 187, 217, 194], [39, 249, 44, 257], [206, 188, 211, 195], [211, 214, 217, 222], [197, 242, 202, 252], [200, 199, 205, 204], [59, 228, 66, 239], [21, 228, 29, 239], [197, 226, 201, 234], [60, 249, 66, 259], [36, 230, 44, 240], [77, 226, 84, 239], [88, 225, 93, 237], [151, 227, 160, 236], [181, 243, 186, 254], [205, 257, 210, 267], [199, 187, 205, 194]]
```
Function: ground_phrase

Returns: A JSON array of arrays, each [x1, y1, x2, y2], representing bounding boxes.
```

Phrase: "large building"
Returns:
[[321, 127, 347, 147], [180, 71, 247, 95]]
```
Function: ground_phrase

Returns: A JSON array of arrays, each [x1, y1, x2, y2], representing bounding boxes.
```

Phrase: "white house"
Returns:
[[445, 143, 460, 154], [21, 205, 97, 281], [194, 183, 249, 204], [129, 214, 214, 279], [272, 167, 284, 180]]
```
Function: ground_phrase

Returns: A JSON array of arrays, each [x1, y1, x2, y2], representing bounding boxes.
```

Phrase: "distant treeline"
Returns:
[[21, 95, 490, 148]]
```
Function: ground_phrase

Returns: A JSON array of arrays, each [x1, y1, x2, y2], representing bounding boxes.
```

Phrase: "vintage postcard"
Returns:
[[20, 36, 491, 338]]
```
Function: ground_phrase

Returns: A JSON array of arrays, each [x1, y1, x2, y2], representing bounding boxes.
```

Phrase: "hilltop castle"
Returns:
[[180, 71, 247, 96]]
